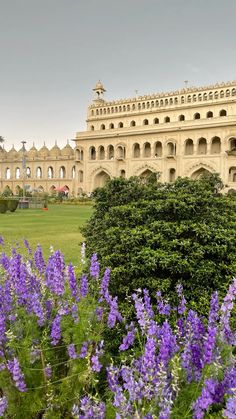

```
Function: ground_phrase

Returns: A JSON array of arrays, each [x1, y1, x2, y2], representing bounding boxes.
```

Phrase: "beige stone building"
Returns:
[[75, 80, 236, 193], [1, 80, 236, 195]]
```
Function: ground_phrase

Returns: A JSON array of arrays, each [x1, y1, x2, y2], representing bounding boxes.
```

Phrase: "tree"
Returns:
[[0, 136, 4, 143], [82, 175, 236, 315]]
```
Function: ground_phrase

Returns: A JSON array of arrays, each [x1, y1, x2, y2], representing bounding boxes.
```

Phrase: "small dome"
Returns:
[[93, 80, 106, 92], [0, 146, 7, 159], [8, 145, 18, 158], [50, 142, 61, 157], [28, 143, 38, 157], [39, 143, 49, 157], [61, 142, 73, 156]]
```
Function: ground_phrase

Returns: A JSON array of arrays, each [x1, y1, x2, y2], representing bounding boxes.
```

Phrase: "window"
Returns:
[[36, 167, 42, 178], [91, 125, 94, 131], [98, 146, 105, 160], [185, 139, 194, 155], [120, 170, 126, 178], [219, 109, 227, 117], [15, 167, 20, 179], [154, 141, 162, 157], [154, 118, 159, 124], [130, 120, 136, 127], [72, 166, 76, 179], [143, 142, 151, 157], [164, 116, 170, 123], [118, 122, 123, 128], [229, 167, 236, 182], [107, 145, 114, 159], [143, 119, 149, 125], [117, 146, 125, 159], [89, 146, 96, 160], [169, 168, 176, 182], [179, 114, 185, 121], [48, 166, 54, 178], [229, 138, 236, 151], [59, 166, 66, 179], [206, 111, 213, 118], [167, 142, 175, 155], [109, 123, 114, 129], [197, 138, 207, 154], [133, 143, 140, 158], [194, 113, 200, 120], [211, 137, 221, 154], [100, 124, 105, 130], [78, 170, 83, 182]]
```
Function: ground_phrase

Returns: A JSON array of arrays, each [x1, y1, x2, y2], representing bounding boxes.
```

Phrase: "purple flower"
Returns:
[[7, 358, 27, 392], [119, 322, 136, 351], [99, 268, 110, 302], [67, 264, 79, 301], [90, 253, 100, 279], [96, 306, 103, 321], [73, 396, 105, 419], [176, 284, 186, 314], [79, 274, 88, 297], [91, 341, 103, 372], [24, 239, 32, 255], [158, 320, 178, 367], [68, 344, 78, 359], [79, 342, 88, 359], [0, 236, 4, 246], [0, 395, 7, 416], [107, 296, 122, 328], [30, 292, 45, 326], [192, 378, 219, 419], [45, 250, 65, 296], [34, 245, 45, 273], [220, 278, 236, 345], [223, 396, 236, 419], [50, 314, 61, 345], [156, 291, 171, 316], [45, 365, 52, 379], [71, 304, 79, 323]]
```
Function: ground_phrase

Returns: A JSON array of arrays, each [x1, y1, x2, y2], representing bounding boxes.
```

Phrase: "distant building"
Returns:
[[1, 80, 236, 195]]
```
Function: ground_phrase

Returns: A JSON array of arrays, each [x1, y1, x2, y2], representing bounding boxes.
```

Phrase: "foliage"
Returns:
[[0, 241, 235, 418], [0, 198, 19, 213], [82, 175, 236, 316]]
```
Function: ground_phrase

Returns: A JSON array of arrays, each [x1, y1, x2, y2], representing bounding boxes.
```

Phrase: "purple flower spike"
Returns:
[[0, 395, 8, 416], [223, 397, 236, 419], [7, 358, 27, 392], [68, 343, 78, 359], [90, 253, 100, 279], [79, 342, 88, 359], [50, 314, 61, 346], [68, 264, 79, 301], [80, 274, 88, 297]]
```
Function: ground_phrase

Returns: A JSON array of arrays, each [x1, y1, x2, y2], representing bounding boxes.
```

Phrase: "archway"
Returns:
[[93, 171, 111, 189], [191, 168, 212, 180]]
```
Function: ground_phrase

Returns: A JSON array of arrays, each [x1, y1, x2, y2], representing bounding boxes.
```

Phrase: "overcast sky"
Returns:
[[1, 0, 236, 150]]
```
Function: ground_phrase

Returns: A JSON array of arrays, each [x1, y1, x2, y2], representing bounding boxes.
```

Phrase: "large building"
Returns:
[[1, 80, 236, 195]]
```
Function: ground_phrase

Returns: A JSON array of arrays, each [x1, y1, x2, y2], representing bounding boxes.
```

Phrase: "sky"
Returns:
[[0, 0, 236, 151]]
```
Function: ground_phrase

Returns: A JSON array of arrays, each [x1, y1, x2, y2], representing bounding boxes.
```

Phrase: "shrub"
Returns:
[[0, 199, 7, 213], [7, 198, 19, 212]]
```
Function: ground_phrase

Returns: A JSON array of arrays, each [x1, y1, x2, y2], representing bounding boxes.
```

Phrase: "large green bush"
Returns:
[[0, 198, 19, 213], [82, 174, 236, 315], [0, 199, 8, 213]]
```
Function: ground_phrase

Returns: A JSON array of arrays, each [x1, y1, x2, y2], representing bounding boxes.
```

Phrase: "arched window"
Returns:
[[109, 123, 114, 129], [123, 105, 126, 111], [91, 125, 94, 131], [138, 103, 141, 110], [98, 146, 105, 160], [118, 122, 123, 128], [187, 95, 191, 102], [226, 89, 230, 97], [194, 112, 200, 120], [59, 166, 66, 179], [142, 102, 146, 109], [209, 91, 213, 99], [130, 120, 136, 127], [111, 107, 114, 113], [72, 166, 76, 179], [197, 138, 207, 154], [174, 97, 178, 104], [203, 93, 207, 101], [36, 167, 42, 179], [154, 141, 162, 157], [185, 139, 194, 155], [15, 167, 20, 179], [207, 111, 213, 118], [26, 167, 31, 178], [211, 137, 221, 154], [146, 102, 150, 108], [153, 118, 159, 124], [5, 168, 10, 179], [151, 101, 154, 107], [117, 146, 125, 159], [132, 104, 136, 110], [169, 168, 176, 182], [107, 145, 114, 160], [89, 146, 96, 160], [143, 119, 149, 125], [120, 169, 126, 178], [100, 124, 105, 130], [198, 93, 202, 101], [220, 90, 224, 98], [91, 110, 94, 116], [96, 110, 99, 115], [164, 116, 170, 123], [193, 95, 197, 102], [165, 99, 168, 105], [107, 108, 110, 114], [167, 142, 175, 155], [229, 167, 236, 182], [181, 96, 184, 103], [78, 170, 83, 182], [232, 88, 236, 96], [115, 107, 118, 112], [219, 109, 227, 116], [214, 91, 219, 99], [156, 100, 159, 107], [76, 149, 83, 161], [127, 105, 130, 111], [48, 166, 54, 179], [160, 99, 164, 106], [179, 114, 185, 121], [229, 138, 236, 151], [133, 143, 140, 158], [143, 142, 151, 157]]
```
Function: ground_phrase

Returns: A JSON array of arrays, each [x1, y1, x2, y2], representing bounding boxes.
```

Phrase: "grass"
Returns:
[[0, 204, 93, 265]]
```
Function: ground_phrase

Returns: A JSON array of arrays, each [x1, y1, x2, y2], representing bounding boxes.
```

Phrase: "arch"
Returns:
[[26, 167, 31, 178], [143, 142, 151, 158], [118, 122, 123, 128], [107, 145, 114, 160], [15, 185, 21, 195], [226, 89, 230, 97], [229, 167, 236, 182], [91, 125, 94, 131], [107, 108, 110, 114], [179, 114, 185, 121], [203, 93, 207, 101], [209, 91, 213, 99], [194, 112, 200, 120], [117, 145, 126, 160], [232, 88, 236, 96], [50, 185, 56, 193], [89, 146, 96, 160], [93, 170, 111, 189], [193, 94, 197, 102], [143, 119, 149, 125], [187, 95, 191, 103], [198, 93, 202, 101], [181, 96, 184, 104], [197, 138, 207, 154], [133, 143, 140, 158], [139, 169, 154, 178], [211, 137, 221, 154], [206, 111, 213, 118], [48, 166, 54, 179], [38, 185, 44, 192], [15, 167, 21, 179], [91, 110, 94, 116], [219, 109, 227, 116], [36, 167, 42, 179], [220, 90, 224, 98], [153, 118, 159, 124], [164, 116, 170, 123], [142, 102, 146, 109], [76, 148, 83, 161], [120, 169, 126, 178], [109, 123, 114, 129], [229, 137, 236, 151], [100, 124, 105, 130], [59, 166, 66, 179], [167, 142, 176, 156], [130, 120, 136, 127], [71, 166, 76, 179], [78, 170, 83, 182], [169, 168, 176, 182], [132, 104, 136, 110], [214, 91, 219, 99], [185, 139, 194, 155], [5, 168, 10, 179], [154, 141, 162, 157], [191, 167, 212, 180], [98, 145, 105, 160]]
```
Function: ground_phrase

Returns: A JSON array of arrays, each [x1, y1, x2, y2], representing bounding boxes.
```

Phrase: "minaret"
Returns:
[[93, 80, 106, 103]]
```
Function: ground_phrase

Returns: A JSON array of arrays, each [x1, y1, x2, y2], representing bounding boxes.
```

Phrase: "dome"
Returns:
[[8, 145, 18, 158], [28, 143, 38, 157], [50, 142, 61, 157], [93, 80, 106, 92], [61, 142, 73, 157], [39, 143, 49, 157], [0, 146, 7, 160]]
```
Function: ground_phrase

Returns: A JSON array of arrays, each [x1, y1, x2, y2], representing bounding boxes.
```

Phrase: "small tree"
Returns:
[[82, 175, 236, 316]]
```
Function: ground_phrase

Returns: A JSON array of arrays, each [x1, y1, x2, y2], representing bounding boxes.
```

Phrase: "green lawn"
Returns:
[[0, 204, 93, 265]]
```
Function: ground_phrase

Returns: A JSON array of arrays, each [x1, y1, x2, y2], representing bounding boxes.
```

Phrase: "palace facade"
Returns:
[[1, 80, 236, 195]]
